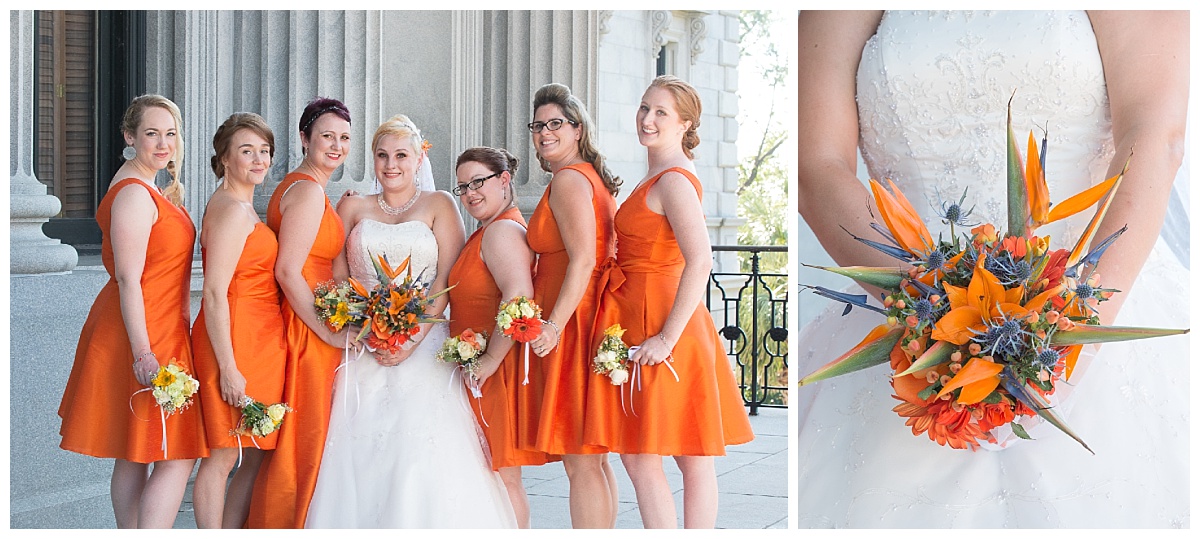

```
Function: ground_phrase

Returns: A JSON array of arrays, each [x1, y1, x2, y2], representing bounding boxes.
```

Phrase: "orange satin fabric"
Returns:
[[58, 178, 208, 463], [193, 222, 288, 450], [245, 174, 345, 528], [448, 207, 558, 469], [525, 163, 619, 455], [586, 167, 754, 455]]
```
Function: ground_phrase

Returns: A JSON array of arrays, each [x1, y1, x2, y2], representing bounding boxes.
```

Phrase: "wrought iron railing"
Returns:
[[709, 245, 788, 415]]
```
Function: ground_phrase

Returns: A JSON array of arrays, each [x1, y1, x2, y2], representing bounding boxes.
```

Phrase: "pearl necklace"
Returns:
[[378, 190, 420, 216]]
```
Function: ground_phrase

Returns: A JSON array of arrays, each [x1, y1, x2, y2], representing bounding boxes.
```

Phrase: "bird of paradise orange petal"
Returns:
[[870, 178, 934, 257]]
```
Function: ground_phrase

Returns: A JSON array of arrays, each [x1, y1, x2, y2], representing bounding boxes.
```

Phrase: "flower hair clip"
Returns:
[[421, 140, 433, 153]]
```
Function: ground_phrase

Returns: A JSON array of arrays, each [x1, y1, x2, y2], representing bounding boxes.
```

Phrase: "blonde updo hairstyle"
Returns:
[[531, 83, 621, 197], [456, 146, 519, 203], [121, 94, 185, 206], [648, 75, 702, 160], [210, 112, 275, 179], [372, 114, 424, 157]]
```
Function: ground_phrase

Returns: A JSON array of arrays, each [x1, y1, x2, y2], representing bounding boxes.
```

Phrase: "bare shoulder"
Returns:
[[482, 219, 528, 246]]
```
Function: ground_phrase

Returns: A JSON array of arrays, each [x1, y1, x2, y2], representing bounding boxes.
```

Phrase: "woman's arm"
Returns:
[[1087, 10, 1188, 325], [531, 168, 598, 357], [199, 198, 256, 406], [629, 172, 710, 365], [796, 11, 893, 277], [110, 184, 161, 386], [474, 220, 536, 383], [274, 180, 344, 348]]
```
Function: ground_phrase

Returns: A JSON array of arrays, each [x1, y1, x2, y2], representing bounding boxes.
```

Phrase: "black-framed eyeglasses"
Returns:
[[527, 118, 578, 133], [452, 171, 502, 196]]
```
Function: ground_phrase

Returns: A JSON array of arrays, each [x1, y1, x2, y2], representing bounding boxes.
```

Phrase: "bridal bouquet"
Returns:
[[799, 99, 1188, 452], [357, 253, 452, 354], [314, 280, 367, 332], [149, 360, 200, 416], [233, 397, 292, 438], [437, 328, 488, 378], [593, 324, 632, 385]]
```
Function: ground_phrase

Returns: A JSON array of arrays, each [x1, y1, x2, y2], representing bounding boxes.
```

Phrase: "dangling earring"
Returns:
[[122, 146, 136, 160]]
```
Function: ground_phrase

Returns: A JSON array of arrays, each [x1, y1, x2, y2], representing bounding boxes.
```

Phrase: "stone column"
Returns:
[[10, 10, 78, 275], [479, 10, 599, 217]]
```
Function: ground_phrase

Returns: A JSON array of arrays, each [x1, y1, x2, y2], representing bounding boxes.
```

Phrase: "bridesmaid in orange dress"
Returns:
[[245, 97, 352, 528], [191, 113, 287, 528], [593, 76, 754, 528], [448, 147, 558, 528], [524, 83, 621, 528], [57, 94, 206, 528]]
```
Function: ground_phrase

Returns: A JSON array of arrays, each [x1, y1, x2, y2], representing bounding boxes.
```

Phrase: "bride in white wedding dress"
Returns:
[[795, 11, 1189, 527], [305, 115, 517, 528]]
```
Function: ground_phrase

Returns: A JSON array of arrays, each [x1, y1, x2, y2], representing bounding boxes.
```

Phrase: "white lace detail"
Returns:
[[857, 10, 1113, 249], [346, 219, 440, 292]]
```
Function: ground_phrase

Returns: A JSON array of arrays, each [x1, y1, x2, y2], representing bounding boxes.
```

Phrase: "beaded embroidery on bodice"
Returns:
[[856, 10, 1114, 248], [347, 219, 439, 290]]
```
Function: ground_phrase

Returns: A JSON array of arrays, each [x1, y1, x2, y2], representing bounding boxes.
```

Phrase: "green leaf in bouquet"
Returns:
[[893, 340, 955, 378], [1006, 93, 1029, 239], [1001, 369, 1092, 454], [798, 324, 904, 386], [1049, 325, 1189, 346], [1011, 422, 1032, 440], [802, 264, 906, 291]]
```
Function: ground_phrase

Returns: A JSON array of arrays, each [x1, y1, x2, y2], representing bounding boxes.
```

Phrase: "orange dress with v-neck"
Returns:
[[448, 206, 558, 469], [586, 167, 754, 455], [524, 162, 620, 455], [58, 178, 208, 463], [245, 173, 345, 529], [192, 222, 288, 449]]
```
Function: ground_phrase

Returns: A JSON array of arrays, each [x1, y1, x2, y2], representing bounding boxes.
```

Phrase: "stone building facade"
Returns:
[[9, 10, 743, 275]]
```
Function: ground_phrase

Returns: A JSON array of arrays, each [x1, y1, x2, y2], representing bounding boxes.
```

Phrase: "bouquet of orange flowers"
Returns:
[[355, 252, 451, 354], [497, 296, 544, 385], [314, 280, 367, 332], [799, 98, 1188, 452]]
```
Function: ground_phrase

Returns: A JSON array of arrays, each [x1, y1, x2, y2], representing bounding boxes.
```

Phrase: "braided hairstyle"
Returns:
[[121, 94, 186, 206]]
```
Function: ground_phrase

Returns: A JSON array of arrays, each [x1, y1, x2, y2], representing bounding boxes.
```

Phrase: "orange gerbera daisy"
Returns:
[[504, 317, 542, 342]]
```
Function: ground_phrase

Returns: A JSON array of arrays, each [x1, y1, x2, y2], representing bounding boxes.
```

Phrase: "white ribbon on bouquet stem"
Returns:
[[333, 332, 367, 420], [621, 345, 680, 417], [129, 388, 170, 460]]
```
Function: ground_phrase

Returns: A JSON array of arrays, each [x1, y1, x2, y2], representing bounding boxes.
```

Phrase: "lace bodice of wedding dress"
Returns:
[[346, 219, 440, 290], [795, 11, 1189, 528], [306, 218, 517, 529]]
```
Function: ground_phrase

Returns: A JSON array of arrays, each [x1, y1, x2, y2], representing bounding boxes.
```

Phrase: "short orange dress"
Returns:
[[192, 222, 288, 450], [58, 178, 208, 463], [448, 206, 558, 469], [245, 173, 345, 529], [525, 162, 620, 455], [586, 167, 754, 456]]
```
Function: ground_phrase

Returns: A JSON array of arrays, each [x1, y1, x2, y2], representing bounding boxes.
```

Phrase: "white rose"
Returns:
[[457, 341, 476, 359], [595, 350, 615, 364], [266, 405, 286, 423], [609, 368, 629, 385], [497, 312, 513, 328], [519, 303, 536, 319]]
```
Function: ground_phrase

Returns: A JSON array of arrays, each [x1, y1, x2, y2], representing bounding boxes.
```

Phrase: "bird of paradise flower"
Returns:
[[798, 94, 1188, 452]]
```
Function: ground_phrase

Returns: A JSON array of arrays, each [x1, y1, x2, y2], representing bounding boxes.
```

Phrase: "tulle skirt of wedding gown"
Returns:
[[305, 322, 518, 528], [795, 238, 1190, 528]]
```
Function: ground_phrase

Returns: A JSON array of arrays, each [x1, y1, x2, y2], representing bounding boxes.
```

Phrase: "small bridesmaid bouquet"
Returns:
[[437, 328, 488, 398], [149, 360, 200, 416], [593, 324, 631, 385], [357, 252, 453, 354], [233, 396, 293, 438], [496, 296, 544, 385], [314, 280, 367, 332], [131, 358, 200, 459]]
